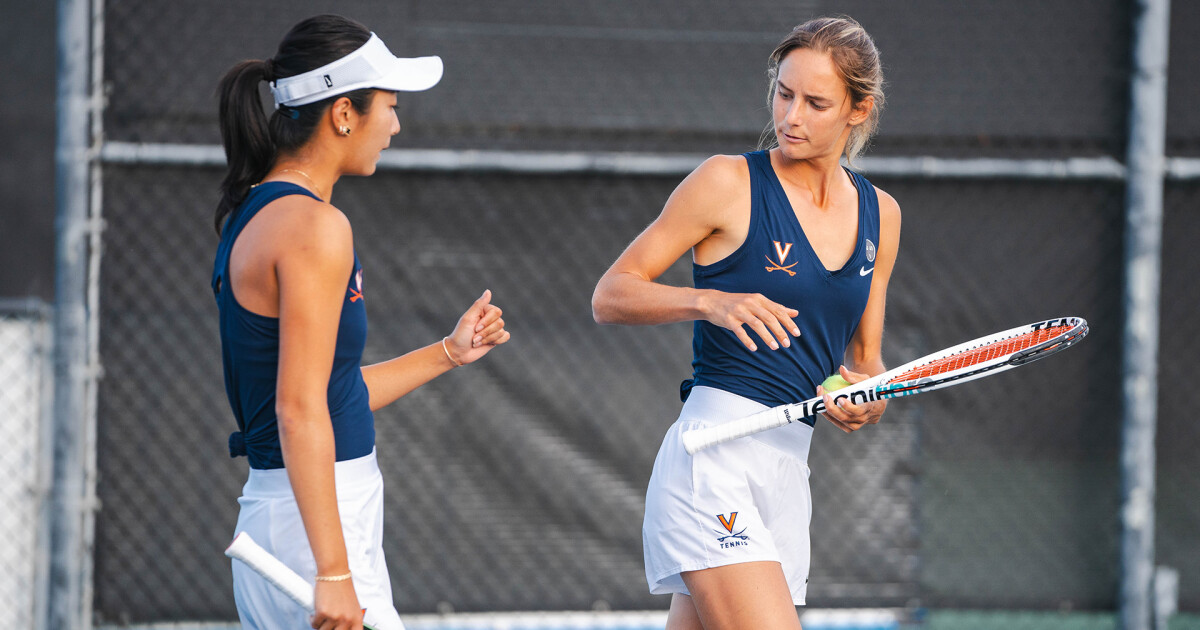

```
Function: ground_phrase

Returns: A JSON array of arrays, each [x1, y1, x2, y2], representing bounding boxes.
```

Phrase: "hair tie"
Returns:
[[280, 106, 300, 120]]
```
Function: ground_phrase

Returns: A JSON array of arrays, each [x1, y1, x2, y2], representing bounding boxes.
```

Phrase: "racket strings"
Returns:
[[886, 325, 1071, 383]]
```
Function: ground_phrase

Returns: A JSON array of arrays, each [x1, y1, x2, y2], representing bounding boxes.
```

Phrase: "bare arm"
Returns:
[[592, 155, 801, 351], [360, 289, 510, 411], [819, 188, 902, 433], [272, 199, 363, 627]]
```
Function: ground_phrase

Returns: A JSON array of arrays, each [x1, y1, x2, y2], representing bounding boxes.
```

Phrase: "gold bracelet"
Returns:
[[442, 336, 464, 367], [314, 570, 352, 582]]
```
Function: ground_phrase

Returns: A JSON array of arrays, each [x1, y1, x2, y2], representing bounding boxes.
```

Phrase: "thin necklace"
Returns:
[[275, 168, 325, 199]]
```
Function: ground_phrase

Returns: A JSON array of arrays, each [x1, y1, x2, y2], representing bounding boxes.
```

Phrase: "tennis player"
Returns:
[[212, 15, 510, 630], [593, 17, 899, 629]]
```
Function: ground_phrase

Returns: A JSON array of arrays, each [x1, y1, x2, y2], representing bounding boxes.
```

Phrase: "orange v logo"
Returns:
[[717, 512, 738, 533]]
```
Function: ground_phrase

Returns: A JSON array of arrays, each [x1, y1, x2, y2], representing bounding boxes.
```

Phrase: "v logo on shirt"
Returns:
[[765, 241, 797, 276]]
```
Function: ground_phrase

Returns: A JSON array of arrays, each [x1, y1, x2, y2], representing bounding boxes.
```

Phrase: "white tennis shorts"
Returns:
[[231, 449, 405, 630], [643, 386, 814, 605]]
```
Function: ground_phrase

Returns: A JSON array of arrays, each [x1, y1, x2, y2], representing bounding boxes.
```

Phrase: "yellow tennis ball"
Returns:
[[821, 374, 852, 392]]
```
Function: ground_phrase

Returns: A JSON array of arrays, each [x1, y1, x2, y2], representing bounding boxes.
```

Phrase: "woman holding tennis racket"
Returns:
[[594, 17, 899, 629], [212, 15, 509, 630]]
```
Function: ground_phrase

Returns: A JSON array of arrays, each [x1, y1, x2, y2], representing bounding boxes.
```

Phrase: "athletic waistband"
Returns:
[[241, 448, 381, 500], [682, 386, 813, 462]]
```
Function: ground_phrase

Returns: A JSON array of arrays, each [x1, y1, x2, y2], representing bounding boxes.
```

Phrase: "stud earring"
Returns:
[[339, 126, 352, 136]]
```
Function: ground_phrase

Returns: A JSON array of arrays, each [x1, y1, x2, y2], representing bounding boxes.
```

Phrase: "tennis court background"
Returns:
[[7, 0, 1199, 627]]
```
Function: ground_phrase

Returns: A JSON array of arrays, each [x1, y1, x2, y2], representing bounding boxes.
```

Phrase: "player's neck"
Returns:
[[270, 153, 339, 202], [771, 150, 848, 209]]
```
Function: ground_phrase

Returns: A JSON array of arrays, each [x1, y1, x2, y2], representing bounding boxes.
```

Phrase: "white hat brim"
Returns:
[[373, 55, 443, 92]]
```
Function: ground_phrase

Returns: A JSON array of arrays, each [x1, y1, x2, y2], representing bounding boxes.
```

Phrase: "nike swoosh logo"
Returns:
[[859, 266, 874, 277]]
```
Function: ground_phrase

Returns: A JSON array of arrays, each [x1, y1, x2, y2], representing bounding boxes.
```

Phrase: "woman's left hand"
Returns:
[[816, 365, 886, 433], [444, 289, 511, 366]]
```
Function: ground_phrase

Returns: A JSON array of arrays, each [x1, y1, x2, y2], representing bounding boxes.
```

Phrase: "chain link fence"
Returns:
[[53, 0, 1200, 626], [1159, 182, 1200, 614]]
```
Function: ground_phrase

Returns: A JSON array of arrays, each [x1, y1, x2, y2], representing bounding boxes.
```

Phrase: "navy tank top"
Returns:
[[212, 182, 375, 469], [681, 150, 880, 423]]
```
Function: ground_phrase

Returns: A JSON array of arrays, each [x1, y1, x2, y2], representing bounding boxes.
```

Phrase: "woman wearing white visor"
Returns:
[[213, 15, 510, 630]]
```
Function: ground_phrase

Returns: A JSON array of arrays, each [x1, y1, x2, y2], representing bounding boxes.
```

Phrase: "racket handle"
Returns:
[[226, 532, 315, 612], [682, 405, 792, 455], [225, 532, 381, 630]]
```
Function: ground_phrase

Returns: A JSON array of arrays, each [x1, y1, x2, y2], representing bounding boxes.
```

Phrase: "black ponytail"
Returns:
[[214, 15, 376, 234], [215, 59, 275, 233]]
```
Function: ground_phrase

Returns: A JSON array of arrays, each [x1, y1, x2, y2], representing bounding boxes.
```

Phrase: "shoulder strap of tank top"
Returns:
[[743, 150, 772, 185], [211, 183, 323, 296], [742, 150, 773, 228], [844, 168, 879, 216]]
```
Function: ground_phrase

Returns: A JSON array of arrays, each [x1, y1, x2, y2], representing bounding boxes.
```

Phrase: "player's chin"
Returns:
[[353, 161, 379, 177], [777, 143, 813, 161], [349, 152, 386, 177]]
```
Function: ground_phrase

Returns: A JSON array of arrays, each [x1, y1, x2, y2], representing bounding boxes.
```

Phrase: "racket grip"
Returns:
[[226, 532, 384, 630], [226, 532, 315, 612], [682, 405, 791, 455]]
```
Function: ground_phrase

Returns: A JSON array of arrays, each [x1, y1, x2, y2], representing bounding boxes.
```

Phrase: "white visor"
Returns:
[[270, 33, 443, 108]]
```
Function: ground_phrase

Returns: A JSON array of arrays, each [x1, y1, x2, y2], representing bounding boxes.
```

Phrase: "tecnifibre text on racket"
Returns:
[[682, 316, 1088, 455], [225, 532, 380, 630]]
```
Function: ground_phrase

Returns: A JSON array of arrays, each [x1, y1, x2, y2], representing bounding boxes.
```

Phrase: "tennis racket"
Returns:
[[225, 531, 380, 630], [682, 316, 1088, 454]]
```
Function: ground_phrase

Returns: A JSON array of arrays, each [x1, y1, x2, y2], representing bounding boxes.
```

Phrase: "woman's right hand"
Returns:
[[312, 579, 364, 630], [698, 289, 801, 352]]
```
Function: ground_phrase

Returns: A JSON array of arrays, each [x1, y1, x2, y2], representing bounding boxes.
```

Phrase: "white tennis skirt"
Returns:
[[643, 386, 814, 605], [231, 448, 405, 630]]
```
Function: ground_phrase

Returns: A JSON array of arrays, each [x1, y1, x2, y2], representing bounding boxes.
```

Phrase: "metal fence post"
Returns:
[[49, 0, 96, 627], [1120, 0, 1171, 629]]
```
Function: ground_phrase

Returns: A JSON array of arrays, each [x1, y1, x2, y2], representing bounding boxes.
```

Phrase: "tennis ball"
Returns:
[[820, 374, 852, 392]]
